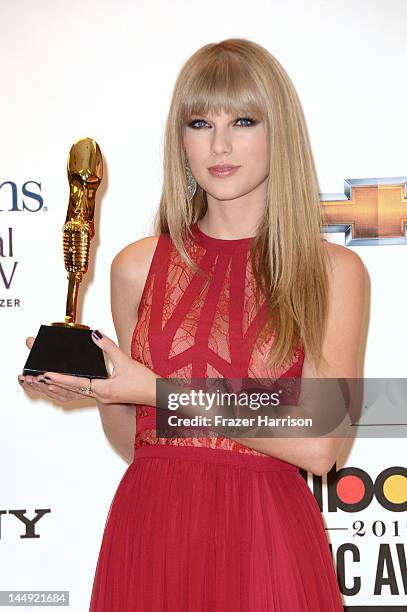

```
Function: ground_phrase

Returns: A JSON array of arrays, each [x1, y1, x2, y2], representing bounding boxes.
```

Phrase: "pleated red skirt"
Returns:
[[89, 445, 343, 611]]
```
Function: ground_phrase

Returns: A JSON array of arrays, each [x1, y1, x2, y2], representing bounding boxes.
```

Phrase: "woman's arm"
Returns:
[[95, 236, 159, 464]]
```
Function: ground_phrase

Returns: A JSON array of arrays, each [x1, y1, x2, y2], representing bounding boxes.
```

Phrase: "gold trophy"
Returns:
[[23, 138, 108, 378]]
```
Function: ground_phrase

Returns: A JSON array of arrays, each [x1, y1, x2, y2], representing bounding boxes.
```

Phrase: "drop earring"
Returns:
[[185, 158, 197, 201]]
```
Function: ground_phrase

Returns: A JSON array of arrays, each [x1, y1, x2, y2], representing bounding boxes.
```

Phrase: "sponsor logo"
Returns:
[[0, 180, 45, 305], [302, 464, 407, 512], [0, 180, 44, 212], [321, 177, 407, 245]]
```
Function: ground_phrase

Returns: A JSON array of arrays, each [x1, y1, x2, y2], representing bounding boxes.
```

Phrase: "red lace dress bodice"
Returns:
[[131, 222, 305, 456]]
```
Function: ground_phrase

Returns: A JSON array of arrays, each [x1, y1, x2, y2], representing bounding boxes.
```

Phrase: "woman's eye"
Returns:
[[235, 117, 256, 127], [188, 119, 208, 129]]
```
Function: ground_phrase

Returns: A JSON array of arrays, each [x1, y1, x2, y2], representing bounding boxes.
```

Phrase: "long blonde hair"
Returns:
[[153, 38, 330, 371]]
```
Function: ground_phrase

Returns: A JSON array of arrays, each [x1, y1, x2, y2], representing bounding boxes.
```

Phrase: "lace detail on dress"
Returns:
[[134, 428, 273, 456], [131, 223, 305, 456]]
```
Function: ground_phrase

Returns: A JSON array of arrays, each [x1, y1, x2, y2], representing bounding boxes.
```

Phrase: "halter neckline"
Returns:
[[190, 222, 254, 249]]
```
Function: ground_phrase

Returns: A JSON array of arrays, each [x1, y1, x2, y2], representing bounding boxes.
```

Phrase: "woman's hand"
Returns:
[[18, 330, 159, 406]]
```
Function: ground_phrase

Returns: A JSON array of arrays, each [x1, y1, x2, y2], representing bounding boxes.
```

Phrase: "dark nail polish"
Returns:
[[92, 329, 103, 340]]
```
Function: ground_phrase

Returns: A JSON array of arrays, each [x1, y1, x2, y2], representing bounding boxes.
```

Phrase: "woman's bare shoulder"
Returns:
[[322, 239, 366, 276], [111, 235, 160, 284], [110, 236, 161, 354]]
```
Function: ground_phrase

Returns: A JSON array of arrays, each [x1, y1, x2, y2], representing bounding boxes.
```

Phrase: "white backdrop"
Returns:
[[1, 0, 406, 609]]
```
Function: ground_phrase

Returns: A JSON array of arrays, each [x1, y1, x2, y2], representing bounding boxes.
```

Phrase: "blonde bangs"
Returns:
[[178, 50, 267, 125]]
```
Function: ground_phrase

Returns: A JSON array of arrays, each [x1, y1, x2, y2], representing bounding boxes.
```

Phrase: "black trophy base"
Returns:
[[23, 324, 108, 379]]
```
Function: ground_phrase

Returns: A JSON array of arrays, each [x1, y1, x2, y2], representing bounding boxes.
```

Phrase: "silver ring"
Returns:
[[78, 378, 93, 395]]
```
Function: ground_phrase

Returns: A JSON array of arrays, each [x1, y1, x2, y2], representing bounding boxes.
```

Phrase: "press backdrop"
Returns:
[[1, 0, 406, 609]]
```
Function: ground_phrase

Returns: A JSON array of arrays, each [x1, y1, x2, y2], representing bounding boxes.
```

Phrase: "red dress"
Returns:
[[89, 223, 343, 611]]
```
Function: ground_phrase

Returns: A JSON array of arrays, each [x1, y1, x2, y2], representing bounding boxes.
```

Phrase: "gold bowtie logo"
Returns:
[[321, 178, 407, 245]]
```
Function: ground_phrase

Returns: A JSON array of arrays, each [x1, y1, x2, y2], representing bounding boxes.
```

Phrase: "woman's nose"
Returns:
[[210, 128, 232, 157]]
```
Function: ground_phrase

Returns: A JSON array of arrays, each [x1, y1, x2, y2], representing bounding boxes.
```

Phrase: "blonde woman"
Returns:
[[20, 39, 367, 610]]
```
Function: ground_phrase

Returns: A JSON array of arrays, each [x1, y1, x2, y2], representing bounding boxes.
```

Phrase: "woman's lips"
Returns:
[[208, 165, 241, 177]]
